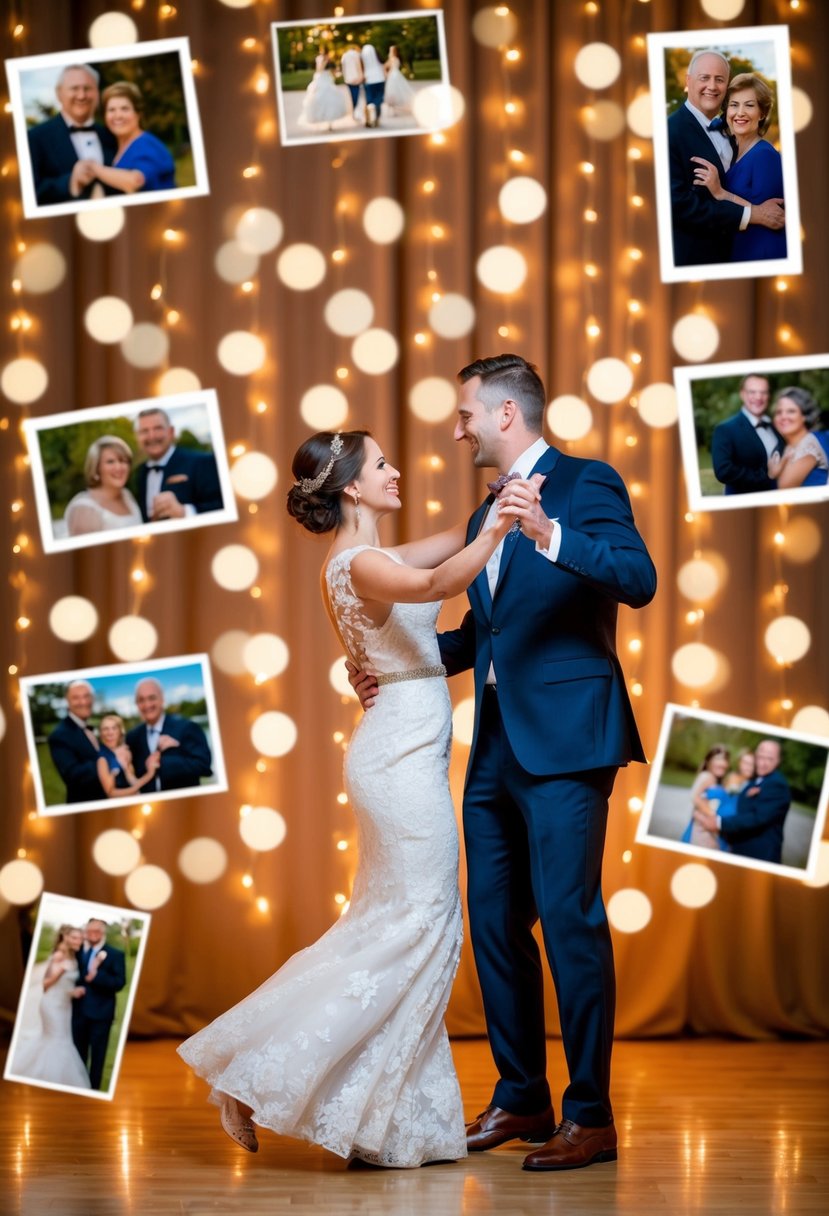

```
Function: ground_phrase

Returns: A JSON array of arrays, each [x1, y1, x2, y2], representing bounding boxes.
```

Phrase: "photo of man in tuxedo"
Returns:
[[134, 407, 223, 523], [47, 680, 106, 804], [711, 374, 784, 494], [694, 739, 791, 864], [27, 64, 116, 206], [668, 49, 784, 266], [126, 677, 213, 792], [71, 918, 127, 1091]]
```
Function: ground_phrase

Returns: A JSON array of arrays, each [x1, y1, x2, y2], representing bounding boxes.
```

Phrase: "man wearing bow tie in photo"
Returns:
[[711, 374, 784, 495], [667, 49, 784, 266], [126, 678, 212, 793], [27, 64, 116, 206], [134, 408, 223, 524]]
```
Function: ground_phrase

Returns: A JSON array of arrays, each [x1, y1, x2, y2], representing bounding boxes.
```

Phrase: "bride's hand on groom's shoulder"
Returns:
[[346, 660, 378, 711]]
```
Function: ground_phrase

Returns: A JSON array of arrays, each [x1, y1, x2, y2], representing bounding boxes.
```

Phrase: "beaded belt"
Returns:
[[375, 664, 447, 686]]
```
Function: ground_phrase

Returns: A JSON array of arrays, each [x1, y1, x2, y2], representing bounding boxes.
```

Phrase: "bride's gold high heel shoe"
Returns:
[[219, 1096, 259, 1153]]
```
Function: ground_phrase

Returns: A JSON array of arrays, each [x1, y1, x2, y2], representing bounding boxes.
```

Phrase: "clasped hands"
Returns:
[[493, 472, 549, 545]]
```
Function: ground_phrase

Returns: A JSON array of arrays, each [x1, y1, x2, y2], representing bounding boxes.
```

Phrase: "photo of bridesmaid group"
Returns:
[[272, 10, 448, 145], [5, 36, 208, 218]]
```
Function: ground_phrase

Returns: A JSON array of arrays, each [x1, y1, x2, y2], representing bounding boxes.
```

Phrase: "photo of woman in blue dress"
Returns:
[[690, 72, 786, 262], [88, 80, 175, 195]]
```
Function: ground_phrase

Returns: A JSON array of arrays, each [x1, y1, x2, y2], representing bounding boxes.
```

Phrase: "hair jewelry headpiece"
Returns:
[[297, 433, 344, 494]]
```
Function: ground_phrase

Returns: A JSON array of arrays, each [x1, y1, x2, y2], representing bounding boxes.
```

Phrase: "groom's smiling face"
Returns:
[[454, 377, 502, 468], [686, 54, 729, 119]]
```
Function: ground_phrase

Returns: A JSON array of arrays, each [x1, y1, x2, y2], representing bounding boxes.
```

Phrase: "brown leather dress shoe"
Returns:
[[466, 1104, 556, 1151], [522, 1119, 617, 1171]]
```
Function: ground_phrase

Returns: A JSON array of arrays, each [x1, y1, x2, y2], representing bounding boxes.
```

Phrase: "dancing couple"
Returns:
[[179, 354, 656, 1172]]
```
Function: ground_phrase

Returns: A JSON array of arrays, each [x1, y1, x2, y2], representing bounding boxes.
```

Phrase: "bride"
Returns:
[[10, 925, 91, 1089], [178, 429, 536, 1167], [64, 435, 142, 537], [298, 52, 348, 129], [384, 45, 415, 114]]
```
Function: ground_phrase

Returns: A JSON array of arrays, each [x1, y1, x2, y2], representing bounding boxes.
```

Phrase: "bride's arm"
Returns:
[[42, 954, 66, 991], [91, 162, 145, 193], [350, 507, 515, 605], [390, 523, 466, 569], [775, 450, 818, 489]]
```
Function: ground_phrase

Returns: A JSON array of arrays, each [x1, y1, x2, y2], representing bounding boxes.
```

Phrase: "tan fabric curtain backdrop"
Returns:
[[1, 0, 827, 1042]]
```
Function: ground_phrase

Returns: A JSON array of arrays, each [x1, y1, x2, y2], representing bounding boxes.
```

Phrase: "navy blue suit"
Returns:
[[126, 713, 212, 791], [668, 105, 744, 266], [718, 769, 790, 864], [47, 717, 105, 804], [135, 446, 223, 523], [711, 412, 783, 495], [27, 115, 116, 206], [71, 942, 126, 1090], [439, 446, 656, 1126]]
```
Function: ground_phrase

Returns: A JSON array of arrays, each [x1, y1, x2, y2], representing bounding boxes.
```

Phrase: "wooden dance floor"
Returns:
[[3, 1037, 828, 1215]]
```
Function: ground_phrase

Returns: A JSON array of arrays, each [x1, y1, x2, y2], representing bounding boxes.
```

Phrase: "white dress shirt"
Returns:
[[741, 407, 779, 458], [62, 113, 104, 165], [143, 444, 195, 519]]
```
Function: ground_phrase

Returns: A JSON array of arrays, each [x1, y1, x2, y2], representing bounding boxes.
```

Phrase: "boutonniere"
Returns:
[[166, 474, 189, 484]]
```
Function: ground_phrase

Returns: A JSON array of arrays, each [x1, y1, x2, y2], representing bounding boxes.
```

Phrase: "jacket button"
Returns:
[[491, 626, 501, 635]]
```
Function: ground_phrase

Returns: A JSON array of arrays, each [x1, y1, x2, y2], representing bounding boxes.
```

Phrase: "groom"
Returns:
[[71, 918, 126, 1090], [134, 407, 223, 523], [352, 354, 656, 1170], [693, 739, 790, 864]]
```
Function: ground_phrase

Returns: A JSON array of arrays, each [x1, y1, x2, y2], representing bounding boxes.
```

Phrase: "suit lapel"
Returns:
[[468, 498, 493, 618]]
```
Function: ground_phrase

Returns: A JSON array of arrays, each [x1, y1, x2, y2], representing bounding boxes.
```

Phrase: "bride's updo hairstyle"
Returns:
[[286, 430, 370, 534], [54, 924, 82, 955]]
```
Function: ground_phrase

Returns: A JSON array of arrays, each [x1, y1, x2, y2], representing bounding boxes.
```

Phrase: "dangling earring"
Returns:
[[353, 489, 361, 531]]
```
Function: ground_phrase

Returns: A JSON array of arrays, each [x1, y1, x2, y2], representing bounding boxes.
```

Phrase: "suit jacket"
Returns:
[[718, 769, 790, 863], [711, 412, 783, 495], [27, 114, 116, 206], [47, 717, 105, 803], [668, 105, 745, 266], [126, 713, 212, 790], [72, 943, 126, 1024], [135, 447, 223, 523], [438, 447, 657, 779]]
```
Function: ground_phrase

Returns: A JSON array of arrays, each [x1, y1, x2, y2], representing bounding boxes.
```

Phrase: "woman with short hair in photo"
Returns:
[[8, 925, 91, 1090], [64, 435, 143, 536], [690, 72, 786, 262], [89, 80, 176, 194], [768, 386, 829, 488]]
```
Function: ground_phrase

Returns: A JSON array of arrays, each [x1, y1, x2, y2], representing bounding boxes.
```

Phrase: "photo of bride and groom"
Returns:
[[5, 894, 150, 1100], [21, 655, 226, 816], [639, 705, 829, 878], [25, 392, 236, 553], [273, 11, 447, 145]]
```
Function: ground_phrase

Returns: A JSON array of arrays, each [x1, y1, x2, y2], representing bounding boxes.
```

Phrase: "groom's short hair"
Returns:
[[87, 918, 108, 930], [135, 407, 173, 427], [686, 49, 730, 80], [457, 354, 545, 431]]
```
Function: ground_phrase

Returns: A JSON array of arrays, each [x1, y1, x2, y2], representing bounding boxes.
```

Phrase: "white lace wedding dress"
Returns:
[[10, 965, 91, 1089], [178, 546, 467, 1167]]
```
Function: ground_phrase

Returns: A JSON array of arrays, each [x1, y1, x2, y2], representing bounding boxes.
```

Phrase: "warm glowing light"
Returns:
[[256, 896, 269, 913], [631, 682, 643, 697], [508, 149, 525, 164], [336, 840, 349, 851], [584, 208, 598, 223], [334, 893, 347, 905], [630, 194, 644, 208], [585, 318, 601, 338], [584, 262, 599, 278], [242, 873, 254, 889], [125, 865, 172, 910], [422, 179, 436, 193], [580, 161, 595, 175], [607, 888, 651, 933], [337, 793, 349, 806], [627, 299, 642, 315]]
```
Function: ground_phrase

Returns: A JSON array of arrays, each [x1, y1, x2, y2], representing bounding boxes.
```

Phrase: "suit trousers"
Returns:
[[463, 686, 617, 1126], [72, 1012, 112, 1090]]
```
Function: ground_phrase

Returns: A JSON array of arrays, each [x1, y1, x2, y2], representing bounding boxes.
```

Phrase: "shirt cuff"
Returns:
[[739, 204, 750, 231], [183, 504, 196, 518], [535, 518, 562, 563], [716, 814, 723, 831]]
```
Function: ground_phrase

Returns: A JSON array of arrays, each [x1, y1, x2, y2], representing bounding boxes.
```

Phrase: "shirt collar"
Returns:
[[148, 445, 176, 469], [68, 712, 92, 730], [146, 714, 166, 734], [741, 407, 772, 428], [508, 437, 549, 479], [684, 99, 723, 132]]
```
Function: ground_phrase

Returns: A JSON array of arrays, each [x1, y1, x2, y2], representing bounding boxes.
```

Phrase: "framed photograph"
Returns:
[[5, 37, 209, 219], [20, 654, 226, 817], [272, 9, 450, 147], [4, 893, 150, 1100], [675, 355, 829, 512], [636, 703, 829, 880], [24, 390, 237, 554], [647, 25, 801, 283]]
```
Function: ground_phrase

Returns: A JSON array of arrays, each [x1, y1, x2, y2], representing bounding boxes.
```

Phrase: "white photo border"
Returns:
[[674, 353, 829, 512], [3, 892, 151, 1101], [647, 24, 802, 284], [20, 653, 227, 818], [5, 36, 210, 220], [636, 702, 829, 881], [271, 8, 450, 148], [24, 389, 238, 554]]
